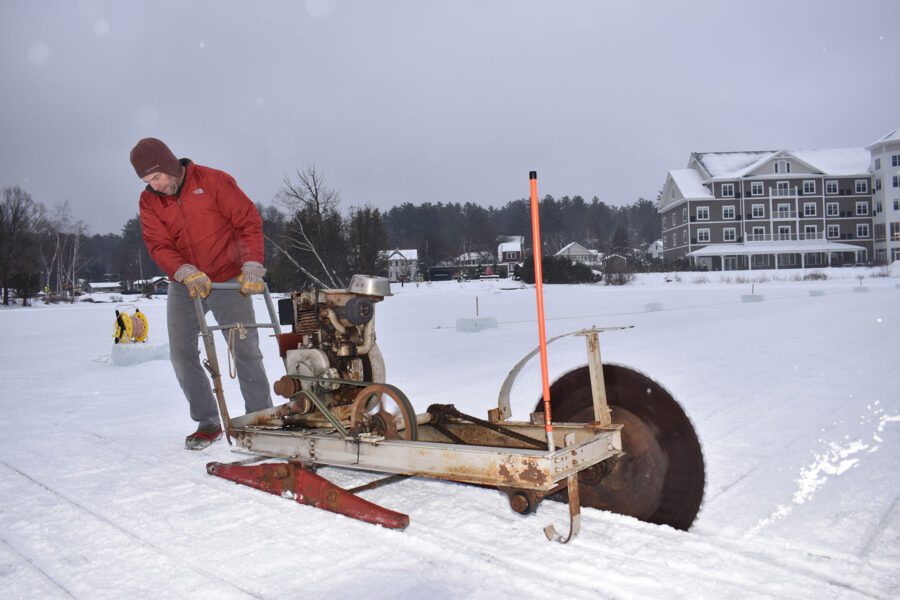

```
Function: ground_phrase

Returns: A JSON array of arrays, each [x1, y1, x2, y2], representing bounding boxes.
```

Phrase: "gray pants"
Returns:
[[167, 278, 272, 426]]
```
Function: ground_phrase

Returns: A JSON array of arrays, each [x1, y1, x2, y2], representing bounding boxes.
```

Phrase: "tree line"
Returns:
[[0, 168, 661, 304]]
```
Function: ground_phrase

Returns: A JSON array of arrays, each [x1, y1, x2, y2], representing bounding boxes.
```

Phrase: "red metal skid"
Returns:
[[206, 461, 409, 530]]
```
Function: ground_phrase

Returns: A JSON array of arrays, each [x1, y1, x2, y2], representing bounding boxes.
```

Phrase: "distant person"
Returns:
[[130, 137, 272, 449]]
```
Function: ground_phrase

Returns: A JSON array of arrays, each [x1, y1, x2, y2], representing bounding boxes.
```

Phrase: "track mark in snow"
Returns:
[[0, 536, 76, 598], [747, 410, 899, 538], [0, 460, 264, 600]]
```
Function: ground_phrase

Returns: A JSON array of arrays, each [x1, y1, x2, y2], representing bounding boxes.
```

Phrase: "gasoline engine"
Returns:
[[269, 275, 405, 431]]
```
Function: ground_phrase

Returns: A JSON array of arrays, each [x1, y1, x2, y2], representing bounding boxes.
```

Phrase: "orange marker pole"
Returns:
[[529, 171, 555, 452]]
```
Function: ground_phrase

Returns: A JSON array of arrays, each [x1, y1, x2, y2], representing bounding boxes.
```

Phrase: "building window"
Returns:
[[777, 203, 791, 218], [826, 202, 839, 217], [682, 231, 687, 245], [876, 200, 882, 212], [752, 204, 765, 218], [662, 216, 667, 228], [893, 154, 900, 167], [876, 179, 882, 191], [778, 226, 791, 240], [827, 224, 839, 239], [855, 180, 868, 193], [857, 224, 869, 238], [697, 206, 709, 220], [856, 201, 869, 216], [892, 222, 900, 240], [751, 226, 765, 241], [752, 255, 770, 267], [894, 200, 899, 210], [683, 207, 687, 221], [803, 180, 816, 194], [723, 227, 736, 241], [803, 202, 816, 217], [893, 175, 900, 188], [775, 181, 791, 196], [774, 160, 791, 174], [825, 180, 838, 194], [875, 158, 881, 170], [876, 224, 885, 238], [751, 182, 763, 196], [721, 183, 734, 197], [723, 205, 735, 220], [698, 228, 710, 243], [804, 225, 817, 239]]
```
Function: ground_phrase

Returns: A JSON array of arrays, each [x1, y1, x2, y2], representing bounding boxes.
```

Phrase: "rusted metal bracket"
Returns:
[[207, 460, 409, 530], [493, 326, 632, 423], [543, 433, 582, 544]]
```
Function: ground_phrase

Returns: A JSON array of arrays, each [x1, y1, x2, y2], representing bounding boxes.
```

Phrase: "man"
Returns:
[[130, 137, 272, 450]]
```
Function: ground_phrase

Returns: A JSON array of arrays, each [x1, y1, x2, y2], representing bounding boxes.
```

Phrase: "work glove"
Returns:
[[174, 264, 212, 299], [238, 261, 266, 295]]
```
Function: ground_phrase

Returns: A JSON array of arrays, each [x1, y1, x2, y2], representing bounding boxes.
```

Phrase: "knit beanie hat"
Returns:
[[130, 138, 182, 178]]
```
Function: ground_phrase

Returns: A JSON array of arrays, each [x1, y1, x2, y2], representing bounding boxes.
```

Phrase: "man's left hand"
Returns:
[[239, 261, 266, 295]]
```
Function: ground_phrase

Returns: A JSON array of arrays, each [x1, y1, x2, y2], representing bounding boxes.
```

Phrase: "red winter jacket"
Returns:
[[139, 160, 264, 282]]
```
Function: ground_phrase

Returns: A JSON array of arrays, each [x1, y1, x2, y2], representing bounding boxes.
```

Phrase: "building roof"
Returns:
[[669, 169, 714, 200], [88, 281, 121, 289], [456, 251, 492, 262], [498, 241, 522, 253], [693, 148, 870, 179], [555, 242, 600, 257], [790, 148, 870, 175], [687, 240, 866, 257], [133, 276, 168, 285], [381, 248, 418, 261], [866, 125, 900, 150], [693, 151, 774, 179]]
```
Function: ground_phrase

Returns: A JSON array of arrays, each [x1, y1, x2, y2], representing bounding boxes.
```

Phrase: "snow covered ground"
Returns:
[[1, 267, 898, 599]]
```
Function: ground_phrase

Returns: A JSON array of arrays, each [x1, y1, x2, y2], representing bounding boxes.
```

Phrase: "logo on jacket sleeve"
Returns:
[[192, 188, 205, 195]]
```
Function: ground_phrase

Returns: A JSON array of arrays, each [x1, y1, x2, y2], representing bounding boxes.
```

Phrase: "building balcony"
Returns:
[[773, 210, 798, 219], [746, 232, 825, 242], [771, 188, 798, 199]]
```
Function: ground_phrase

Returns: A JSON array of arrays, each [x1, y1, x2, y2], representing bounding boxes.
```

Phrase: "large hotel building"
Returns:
[[658, 126, 900, 270]]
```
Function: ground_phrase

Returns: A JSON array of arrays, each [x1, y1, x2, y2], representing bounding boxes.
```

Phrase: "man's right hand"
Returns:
[[175, 264, 212, 299]]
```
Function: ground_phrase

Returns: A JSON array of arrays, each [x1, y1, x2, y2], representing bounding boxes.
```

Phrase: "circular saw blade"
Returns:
[[540, 363, 705, 530]]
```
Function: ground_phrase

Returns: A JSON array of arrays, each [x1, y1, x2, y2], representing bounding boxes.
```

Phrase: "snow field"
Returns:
[[1, 268, 898, 598]]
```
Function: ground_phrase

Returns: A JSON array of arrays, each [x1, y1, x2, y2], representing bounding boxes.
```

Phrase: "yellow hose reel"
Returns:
[[113, 307, 149, 344]]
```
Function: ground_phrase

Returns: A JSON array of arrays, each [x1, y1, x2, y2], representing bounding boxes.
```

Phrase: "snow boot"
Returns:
[[185, 424, 223, 450]]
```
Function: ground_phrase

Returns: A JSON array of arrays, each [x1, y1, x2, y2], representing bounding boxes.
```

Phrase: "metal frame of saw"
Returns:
[[196, 283, 622, 540]]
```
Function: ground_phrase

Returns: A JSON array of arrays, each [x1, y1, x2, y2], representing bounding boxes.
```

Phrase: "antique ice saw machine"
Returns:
[[201, 175, 704, 542]]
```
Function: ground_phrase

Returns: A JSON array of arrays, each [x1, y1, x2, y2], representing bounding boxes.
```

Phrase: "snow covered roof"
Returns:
[[693, 151, 774, 179], [791, 148, 870, 175], [866, 125, 900, 150], [555, 242, 600, 257], [687, 240, 866, 257], [456, 251, 492, 261], [133, 276, 168, 285], [88, 281, 122, 289], [669, 169, 714, 200], [498, 241, 522, 253], [693, 148, 870, 179], [382, 248, 418, 261]]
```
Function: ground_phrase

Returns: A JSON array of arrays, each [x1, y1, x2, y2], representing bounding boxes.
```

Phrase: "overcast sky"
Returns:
[[2, 0, 898, 235]]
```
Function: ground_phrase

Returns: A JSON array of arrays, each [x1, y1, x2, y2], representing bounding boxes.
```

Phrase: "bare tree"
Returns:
[[0, 186, 43, 305], [276, 165, 347, 288], [60, 220, 90, 301], [36, 202, 91, 301]]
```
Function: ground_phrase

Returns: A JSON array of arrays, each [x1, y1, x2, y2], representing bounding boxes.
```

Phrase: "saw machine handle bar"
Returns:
[[192, 282, 284, 443], [192, 282, 283, 336]]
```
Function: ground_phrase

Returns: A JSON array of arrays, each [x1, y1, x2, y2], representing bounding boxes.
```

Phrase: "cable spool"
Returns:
[[113, 307, 149, 344]]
